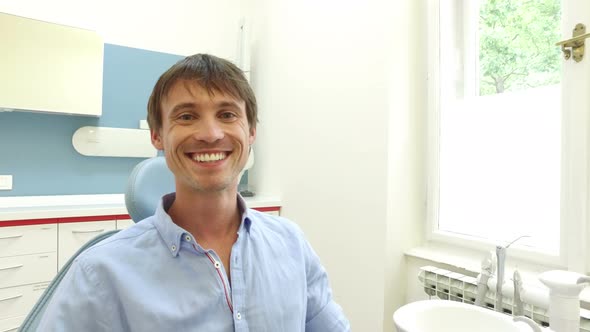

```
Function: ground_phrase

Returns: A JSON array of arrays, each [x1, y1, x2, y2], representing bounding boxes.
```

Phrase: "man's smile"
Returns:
[[188, 151, 231, 163]]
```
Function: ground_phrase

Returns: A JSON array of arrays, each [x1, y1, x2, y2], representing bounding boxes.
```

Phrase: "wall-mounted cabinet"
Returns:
[[0, 12, 103, 116]]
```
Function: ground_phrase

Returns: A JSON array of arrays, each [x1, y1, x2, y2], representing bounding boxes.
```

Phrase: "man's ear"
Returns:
[[248, 126, 256, 145], [151, 129, 164, 150]]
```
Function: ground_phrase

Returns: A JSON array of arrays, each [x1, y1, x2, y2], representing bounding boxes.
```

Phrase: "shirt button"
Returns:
[[171, 245, 177, 251], [214, 261, 221, 269], [236, 312, 242, 320], [185, 235, 191, 242]]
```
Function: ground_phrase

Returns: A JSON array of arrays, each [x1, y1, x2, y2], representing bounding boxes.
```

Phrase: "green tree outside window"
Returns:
[[479, 0, 561, 95]]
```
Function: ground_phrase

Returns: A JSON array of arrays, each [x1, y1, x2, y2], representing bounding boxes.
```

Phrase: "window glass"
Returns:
[[436, 0, 561, 254]]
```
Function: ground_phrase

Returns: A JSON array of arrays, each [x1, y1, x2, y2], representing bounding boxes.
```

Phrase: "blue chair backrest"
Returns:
[[125, 156, 175, 222], [18, 157, 175, 331]]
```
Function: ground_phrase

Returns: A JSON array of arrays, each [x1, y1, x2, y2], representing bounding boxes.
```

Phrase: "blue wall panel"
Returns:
[[0, 44, 183, 196]]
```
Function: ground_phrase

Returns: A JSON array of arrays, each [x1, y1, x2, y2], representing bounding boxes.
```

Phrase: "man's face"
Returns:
[[151, 79, 256, 194]]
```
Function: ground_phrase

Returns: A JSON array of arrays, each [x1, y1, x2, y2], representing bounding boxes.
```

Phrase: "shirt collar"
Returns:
[[237, 194, 253, 233], [154, 193, 185, 257], [154, 193, 252, 257]]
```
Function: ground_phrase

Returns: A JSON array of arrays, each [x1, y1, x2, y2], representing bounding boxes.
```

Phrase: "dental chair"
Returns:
[[18, 157, 174, 331]]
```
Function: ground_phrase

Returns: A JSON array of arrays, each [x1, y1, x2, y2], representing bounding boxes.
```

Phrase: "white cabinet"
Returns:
[[0, 224, 57, 257], [263, 210, 280, 216], [252, 207, 281, 216], [0, 283, 49, 322], [0, 12, 103, 116], [58, 221, 116, 270], [0, 253, 56, 289], [0, 203, 280, 329], [0, 314, 26, 332], [0, 224, 56, 330], [116, 218, 135, 230]]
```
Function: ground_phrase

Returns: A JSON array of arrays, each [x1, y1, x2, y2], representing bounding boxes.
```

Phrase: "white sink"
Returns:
[[393, 300, 539, 332]]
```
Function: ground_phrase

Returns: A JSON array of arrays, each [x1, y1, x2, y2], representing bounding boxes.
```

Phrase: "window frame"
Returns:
[[425, 0, 590, 272]]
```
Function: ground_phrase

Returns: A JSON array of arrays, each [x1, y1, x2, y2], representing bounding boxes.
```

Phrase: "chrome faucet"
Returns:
[[495, 235, 529, 313], [513, 270, 524, 316]]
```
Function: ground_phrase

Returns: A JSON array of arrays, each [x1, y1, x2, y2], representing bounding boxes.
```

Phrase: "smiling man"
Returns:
[[36, 54, 350, 332]]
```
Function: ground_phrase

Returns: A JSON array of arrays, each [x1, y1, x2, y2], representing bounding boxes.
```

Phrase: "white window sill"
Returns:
[[405, 245, 483, 274]]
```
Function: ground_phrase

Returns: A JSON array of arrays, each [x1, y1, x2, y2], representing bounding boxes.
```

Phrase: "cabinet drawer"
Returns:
[[0, 224, 57, 258], [0, 252, 57, 289], [0, 283, 48, 321], [0, 315, 25, 332], [58, 221, 116, 270]]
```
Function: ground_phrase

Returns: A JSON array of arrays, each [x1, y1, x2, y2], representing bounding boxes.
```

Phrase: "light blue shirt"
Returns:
[[37, 194, 350, 331]]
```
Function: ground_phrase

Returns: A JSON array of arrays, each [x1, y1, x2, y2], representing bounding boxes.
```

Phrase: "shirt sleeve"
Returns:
[[35, 258, 112, 331], [303, 239, 351, 332]]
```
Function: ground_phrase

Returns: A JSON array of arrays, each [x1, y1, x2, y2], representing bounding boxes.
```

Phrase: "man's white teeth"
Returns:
[[193, 152, 227, 162]]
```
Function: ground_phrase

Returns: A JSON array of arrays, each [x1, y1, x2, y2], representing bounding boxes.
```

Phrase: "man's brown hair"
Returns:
[[147, 54, 258, 133]]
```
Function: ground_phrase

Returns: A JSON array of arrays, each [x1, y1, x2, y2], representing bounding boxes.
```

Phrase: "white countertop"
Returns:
[[0, 194, 282, 221]]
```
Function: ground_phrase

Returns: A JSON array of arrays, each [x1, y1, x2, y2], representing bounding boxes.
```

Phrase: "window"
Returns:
[[427, 0, 562, 257]]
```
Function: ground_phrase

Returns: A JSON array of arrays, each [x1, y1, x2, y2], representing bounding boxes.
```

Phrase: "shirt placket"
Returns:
[[203, 250, 234, 313], [231, 234, 248, 331]]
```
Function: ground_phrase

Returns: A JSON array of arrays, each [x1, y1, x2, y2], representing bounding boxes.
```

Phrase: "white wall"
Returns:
[[383, 0, 428, 331], [249, 1, 389, 330], [248, 0, 426, 331], [0, 0, 243, 57]]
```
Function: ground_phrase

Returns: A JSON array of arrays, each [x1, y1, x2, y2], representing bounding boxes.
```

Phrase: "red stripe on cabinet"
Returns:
[[0, 218, 59, 227], [58, 214, 130, 223], [0, 214, 131, 227], [252, 206, 280, 212]]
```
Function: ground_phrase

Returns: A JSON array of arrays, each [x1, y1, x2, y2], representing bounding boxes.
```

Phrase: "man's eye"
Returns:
[[219, 112, 237, 120], [178, 114, 194, 121]]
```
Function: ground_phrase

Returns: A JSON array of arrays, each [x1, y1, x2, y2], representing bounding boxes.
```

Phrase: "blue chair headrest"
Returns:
[[125, 157, 175, 222]]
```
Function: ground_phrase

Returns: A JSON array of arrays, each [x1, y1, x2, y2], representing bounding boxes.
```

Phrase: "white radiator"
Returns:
[[418, 265, 590, 332]]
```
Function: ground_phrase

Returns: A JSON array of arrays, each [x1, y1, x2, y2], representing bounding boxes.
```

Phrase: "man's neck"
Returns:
[[168, 188, 241, 242]]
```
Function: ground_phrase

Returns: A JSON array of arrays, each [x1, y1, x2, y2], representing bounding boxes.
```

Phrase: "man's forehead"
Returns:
[[163, 79, 245, 106]]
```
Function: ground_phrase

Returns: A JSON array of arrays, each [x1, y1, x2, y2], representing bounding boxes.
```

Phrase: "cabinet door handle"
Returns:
[[0, 294, 23, 302], [0, 234, 23, 240], [1, 325, 20, 332], [0, 264, 23, 271], [71, 229, 104, 234]]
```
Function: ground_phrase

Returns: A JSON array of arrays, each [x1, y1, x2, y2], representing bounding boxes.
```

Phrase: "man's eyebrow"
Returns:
[[216, 101, 242, 109], [170, 102, 197, 114]]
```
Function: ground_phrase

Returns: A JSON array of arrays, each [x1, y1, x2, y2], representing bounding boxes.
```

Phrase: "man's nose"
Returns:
[[193, 118, 224, 143]]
